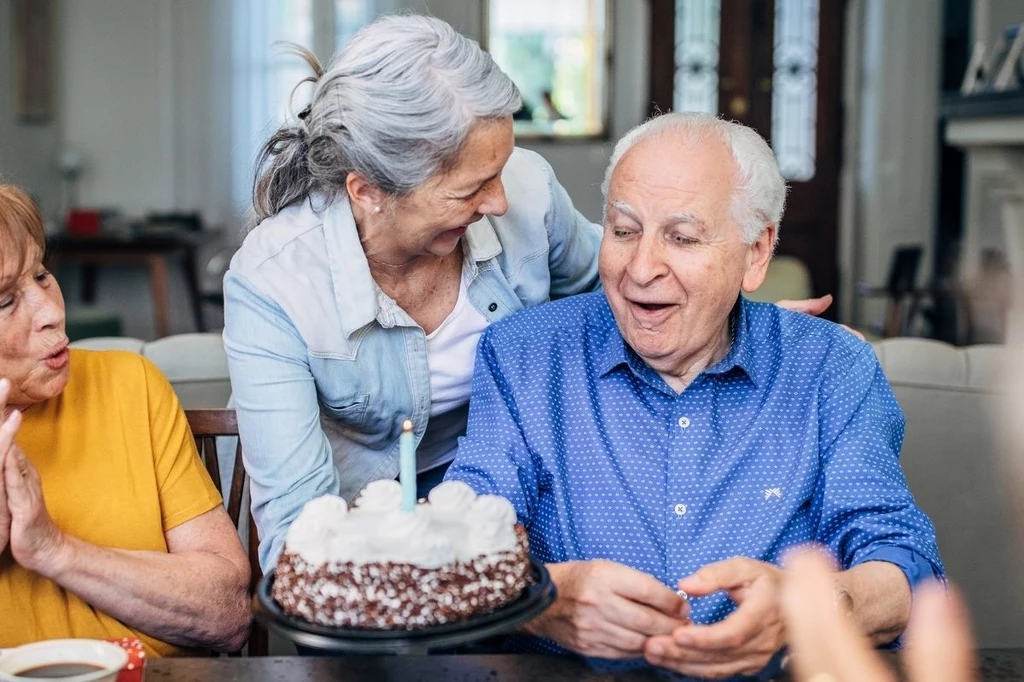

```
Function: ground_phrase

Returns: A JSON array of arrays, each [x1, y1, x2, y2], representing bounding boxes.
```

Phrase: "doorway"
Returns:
[[649, 0, 845, 312]]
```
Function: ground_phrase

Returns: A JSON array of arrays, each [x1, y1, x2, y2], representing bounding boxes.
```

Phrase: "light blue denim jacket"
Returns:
[[223, 148, 602, 570]]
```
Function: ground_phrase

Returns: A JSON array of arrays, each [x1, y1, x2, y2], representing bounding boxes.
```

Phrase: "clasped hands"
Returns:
[[0, 378, 66, 575], [528, 556, 786, 679]]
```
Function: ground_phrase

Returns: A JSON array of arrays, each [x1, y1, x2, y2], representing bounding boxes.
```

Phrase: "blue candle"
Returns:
[[400, 419, 416, 512]]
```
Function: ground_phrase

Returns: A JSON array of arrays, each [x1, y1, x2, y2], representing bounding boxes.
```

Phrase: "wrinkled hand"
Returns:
[[524, 559, 690, 659], [775, 294, 866, 341], [776, 294, 834, 317], [782, 549, 977, 682], [0, 378, 20, 556], [645, 557, 785, 678], [4, 442, 66, 575]]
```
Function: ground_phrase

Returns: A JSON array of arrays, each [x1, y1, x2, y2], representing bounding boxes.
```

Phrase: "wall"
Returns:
[[49, 0, 234, 339], [973, 0, 1024, 46], [0, 0, 62, 219], [841, 0, 943, 330], [58, 0, 168, 216]]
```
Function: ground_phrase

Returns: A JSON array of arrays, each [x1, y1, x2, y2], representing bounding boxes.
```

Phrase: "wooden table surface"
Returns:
[[142, 650, 1024, 681]]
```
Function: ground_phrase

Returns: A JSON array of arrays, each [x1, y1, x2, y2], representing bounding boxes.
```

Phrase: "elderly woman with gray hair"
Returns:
[[224, 13, 830, 573]]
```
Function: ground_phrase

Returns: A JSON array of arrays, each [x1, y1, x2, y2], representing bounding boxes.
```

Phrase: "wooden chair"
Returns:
[[185, 408, 268, 657]]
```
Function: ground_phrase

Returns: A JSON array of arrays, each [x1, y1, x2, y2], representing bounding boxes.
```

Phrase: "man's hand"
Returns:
[[644, 557, 786, 678], [524, 559, 690, 659], [776, 294, 866, 340], [0, 378, 21, 556], [5, 443, 67, 575]]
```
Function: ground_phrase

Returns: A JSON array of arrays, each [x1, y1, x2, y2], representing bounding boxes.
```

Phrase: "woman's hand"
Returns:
[[776, 294, 866, 340], [782, 549, 977, 682], [0, 378, 22, 556], [4, 443, 67, 575]]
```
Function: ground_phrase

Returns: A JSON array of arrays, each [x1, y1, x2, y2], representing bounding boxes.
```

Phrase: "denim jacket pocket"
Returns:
[[320, 393, 371, 423]]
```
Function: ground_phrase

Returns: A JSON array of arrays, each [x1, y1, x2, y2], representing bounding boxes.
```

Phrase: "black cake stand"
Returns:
[[253, 557, 556, 654]]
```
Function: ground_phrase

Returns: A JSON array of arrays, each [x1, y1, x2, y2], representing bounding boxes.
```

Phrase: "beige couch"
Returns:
[[873, 338, 1020, 647], [70, 333, 231, 408]]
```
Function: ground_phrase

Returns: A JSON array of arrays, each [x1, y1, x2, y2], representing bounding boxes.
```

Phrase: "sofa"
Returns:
[[70, 332, 1022, 646], [873, 337, 1019, 647]]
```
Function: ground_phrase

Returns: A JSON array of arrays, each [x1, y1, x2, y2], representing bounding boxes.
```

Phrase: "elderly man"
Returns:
[[446, 113, 943, 678]]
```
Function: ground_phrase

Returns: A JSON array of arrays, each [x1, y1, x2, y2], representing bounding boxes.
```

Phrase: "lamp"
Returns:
[[58, 148, 84, 213]]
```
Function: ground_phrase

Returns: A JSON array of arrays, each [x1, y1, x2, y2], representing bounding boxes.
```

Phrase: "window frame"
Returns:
[[481, 0, 616, 143]]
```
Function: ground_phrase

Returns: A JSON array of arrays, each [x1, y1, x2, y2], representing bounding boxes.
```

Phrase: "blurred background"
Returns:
[[1, 0, 1021, 344]]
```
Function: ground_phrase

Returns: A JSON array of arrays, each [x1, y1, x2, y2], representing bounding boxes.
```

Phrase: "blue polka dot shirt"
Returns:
[[447, 292, 944, 656]]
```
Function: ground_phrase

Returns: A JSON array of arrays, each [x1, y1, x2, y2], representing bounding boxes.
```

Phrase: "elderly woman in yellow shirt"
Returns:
[[0, 185, 250, 656]]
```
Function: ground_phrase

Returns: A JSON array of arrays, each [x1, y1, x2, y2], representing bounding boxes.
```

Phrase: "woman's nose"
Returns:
[[478, 180, 509, 217], [31, 288, 65, 332]]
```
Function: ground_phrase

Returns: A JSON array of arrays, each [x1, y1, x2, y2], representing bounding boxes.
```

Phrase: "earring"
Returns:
[[373, 206, 382, 214]]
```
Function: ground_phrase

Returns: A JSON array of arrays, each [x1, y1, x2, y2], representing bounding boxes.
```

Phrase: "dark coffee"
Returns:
[[13, 662, 105, 678]]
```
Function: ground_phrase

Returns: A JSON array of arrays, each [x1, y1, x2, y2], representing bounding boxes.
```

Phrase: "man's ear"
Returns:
[[741, 223, 776, 293], [345, 171, 387, 214]]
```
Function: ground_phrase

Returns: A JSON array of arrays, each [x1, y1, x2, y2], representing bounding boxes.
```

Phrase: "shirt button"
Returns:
[[674, 503, 687, 517], [488, 302, 498, 312], [677, 416, 691, 429]]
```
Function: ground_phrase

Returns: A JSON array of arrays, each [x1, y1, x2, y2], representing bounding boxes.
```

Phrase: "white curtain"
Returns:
[[230, 0, 315, 214]]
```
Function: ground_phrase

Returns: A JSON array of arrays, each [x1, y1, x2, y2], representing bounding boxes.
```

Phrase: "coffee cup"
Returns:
[[0, 639, 127, 681]]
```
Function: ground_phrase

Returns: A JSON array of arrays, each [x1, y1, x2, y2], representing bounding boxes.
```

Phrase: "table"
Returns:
[[143, 650, 1024, 681], [47, 232, 212, 338]]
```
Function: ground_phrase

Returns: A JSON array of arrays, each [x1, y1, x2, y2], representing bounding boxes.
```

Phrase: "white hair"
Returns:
[[253, 14, 522, 221], [601, 112, 786, 245]]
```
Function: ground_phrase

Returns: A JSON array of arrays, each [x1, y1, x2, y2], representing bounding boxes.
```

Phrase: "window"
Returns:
[[231, 0, 372, 212], [487, 0, 611, 139], [673, 0, 720, 115], [771, 0, 819, 181], [335, 0, 372, 48], [668, 0, 820, 180]]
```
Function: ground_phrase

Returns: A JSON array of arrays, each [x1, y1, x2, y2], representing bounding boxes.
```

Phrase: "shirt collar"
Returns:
[[319, 196, 503, 337], [463, 215, 503, 261], [704, 296, 760, 387], [596, 294, 760, 388], [321, 198, 503, 339], [320, 195, 380, 338]]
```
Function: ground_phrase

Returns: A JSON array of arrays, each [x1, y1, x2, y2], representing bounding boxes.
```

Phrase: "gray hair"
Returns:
[[601, 112, 786, 245], [253, 14, 522, 222]]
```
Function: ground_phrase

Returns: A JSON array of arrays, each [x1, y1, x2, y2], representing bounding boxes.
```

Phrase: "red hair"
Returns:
[[0, 185, 47, 289]]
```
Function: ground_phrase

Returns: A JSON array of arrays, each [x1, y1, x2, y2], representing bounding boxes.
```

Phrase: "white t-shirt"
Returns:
[[417, 276, 491, 472]]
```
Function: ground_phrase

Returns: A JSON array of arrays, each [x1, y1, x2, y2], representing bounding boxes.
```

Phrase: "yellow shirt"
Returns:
[[0, 349, 223, 657]]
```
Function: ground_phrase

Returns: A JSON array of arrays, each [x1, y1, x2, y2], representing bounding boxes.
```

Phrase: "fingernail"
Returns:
[[0, 378, 8, 393], [649, 643, 664, 657], [674, 633, 692, 646]]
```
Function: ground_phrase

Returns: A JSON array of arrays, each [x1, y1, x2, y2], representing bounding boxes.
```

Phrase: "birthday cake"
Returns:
[[271, 480, 532, 629]]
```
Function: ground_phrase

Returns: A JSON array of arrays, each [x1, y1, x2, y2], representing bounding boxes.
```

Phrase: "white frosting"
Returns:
[[284, 483, 520, 568], [353, 479, 403, 514], [372, 506, 434, 558], [285, 494, 350, 564], [427, 480, 478, 520], [464, 495, 518, 557]]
